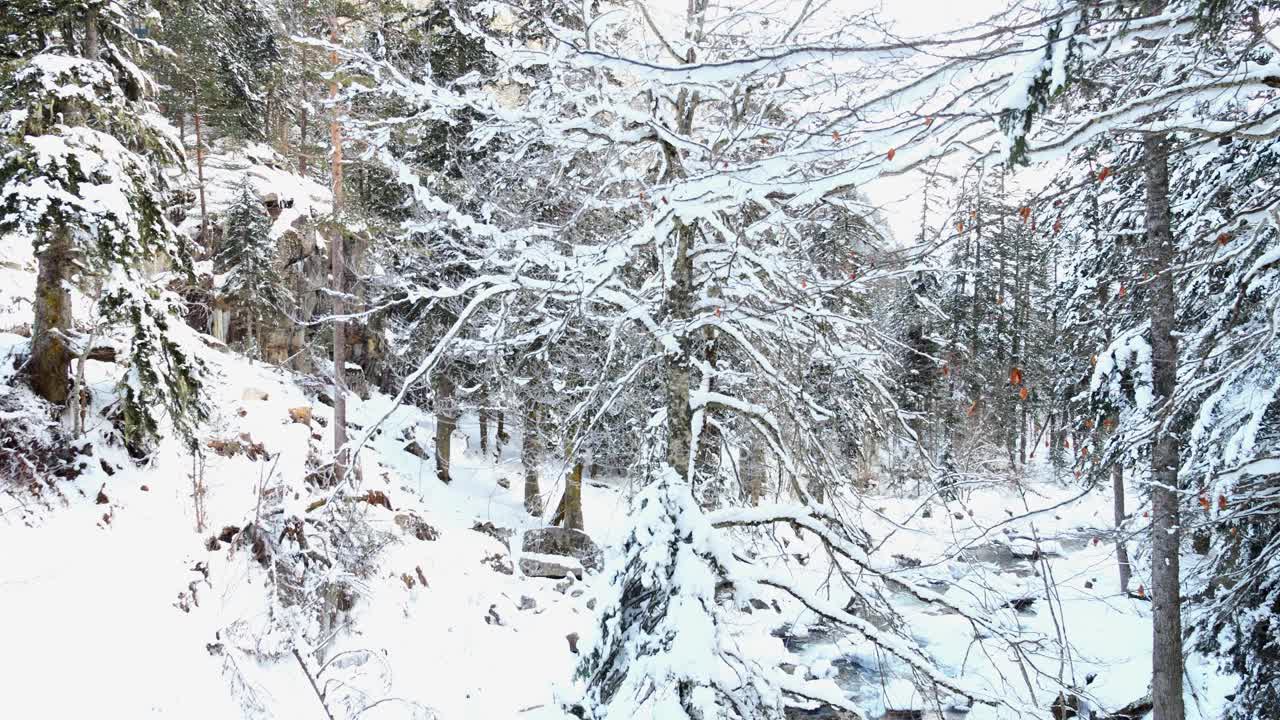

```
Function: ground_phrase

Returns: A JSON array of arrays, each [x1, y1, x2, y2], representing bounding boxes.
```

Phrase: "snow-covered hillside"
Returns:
[[0, 321, 629, 718]]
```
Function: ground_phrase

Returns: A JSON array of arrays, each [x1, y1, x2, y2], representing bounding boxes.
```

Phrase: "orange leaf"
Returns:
[[941, 364, 951, 377], [1216, 232, 1231, 246], [714, 307, 722, 317], [1199, 495, 1211, 511], [1009, 367, 1023, 386], [1081, 446, 1089, 457], [1118, 284, 1126, 298], [925, 116, 935, 127], [1102, 418, 1115, 430], [1090, 354, 1098, 367], [970, 210, 977, 220], [1218, 495, 1228, 511], [967, 400, 979, 417], [1054, 220, 1063, 234], [887, 147, 896, 161], [1019, 206, 1031, 222], [956, 221, 965, 233], [832, 130, 841, 143], [1019, 386, 1029, 401], [1136, 584, 1146, 598], [1098, 166, 1111, 183], [1084, 419, 1094, 430], [1064, 438, 1071, 449]]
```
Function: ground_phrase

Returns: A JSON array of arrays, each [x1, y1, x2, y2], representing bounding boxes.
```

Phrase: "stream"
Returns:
[[782, 531, 1103, 720]]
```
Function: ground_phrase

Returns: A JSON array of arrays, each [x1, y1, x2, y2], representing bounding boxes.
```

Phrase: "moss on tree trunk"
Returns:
[[30, 225, 73, 405]]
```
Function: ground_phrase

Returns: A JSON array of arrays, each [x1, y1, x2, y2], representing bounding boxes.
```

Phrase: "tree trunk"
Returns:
[[30, 225, 73, 405], [194, 108, 209, 250], [1112, 463, 1132, 593], [749, 432, 766, 505], [1144, 132, 1185, 720], [558, 452, 585, 531], [299, 106, 309, 176], [495, 408, 508, 461], [83, 5, 99, 60], [433, 373, 455, 483], [664, 219, 696, 481], [329, 13, 348, 485], [521, 400, 541, 515], [478, 391, 490, 457]]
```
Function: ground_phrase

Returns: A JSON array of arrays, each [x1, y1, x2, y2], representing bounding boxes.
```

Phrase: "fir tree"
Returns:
[[215, 182, 290, 357], [0, 0, 206, 448]]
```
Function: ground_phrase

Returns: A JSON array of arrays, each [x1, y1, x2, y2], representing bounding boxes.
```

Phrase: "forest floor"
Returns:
[[0, 312, 1236, 718]]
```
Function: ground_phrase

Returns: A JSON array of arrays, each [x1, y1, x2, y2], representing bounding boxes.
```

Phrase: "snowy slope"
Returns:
[[0, 316, 628, 718]]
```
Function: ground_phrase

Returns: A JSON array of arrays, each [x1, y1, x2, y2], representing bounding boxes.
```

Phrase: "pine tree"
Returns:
[[215, 182, 290, 357], [154, 0, 285, 141], [0, 0, 206, 448]]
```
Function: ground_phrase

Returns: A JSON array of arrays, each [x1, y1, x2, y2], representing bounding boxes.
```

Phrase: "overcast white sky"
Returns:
[[635, 0, 1030, 244], [857, 0, 1014, 245]]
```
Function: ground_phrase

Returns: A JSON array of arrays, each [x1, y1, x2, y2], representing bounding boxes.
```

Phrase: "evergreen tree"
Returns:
[[215, 182, 291, 357], [154, 0, 285, 141], [0, 0, 206, 447]]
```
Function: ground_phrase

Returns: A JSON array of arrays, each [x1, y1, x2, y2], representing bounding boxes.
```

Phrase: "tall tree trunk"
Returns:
[[83, 4, 99, 60], [329, 13, 348, 484], [30, 225, 73, 405], [1112, 463, 1132, 593], [521, 400, 541, 515], [695, 323, 720, 476], [664, 218, 696, 481], [194, 108, 209, 250], [433, 373, 455, 483], [748, 431, 766, 505], [478, 388, 490, 457], [1144, 132, 1185, 720], [495, 408, 508, 461], [557, 445, 585, 531]]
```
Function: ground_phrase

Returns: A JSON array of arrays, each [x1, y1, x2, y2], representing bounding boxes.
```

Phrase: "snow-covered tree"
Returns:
[[336, 2, 1040, 718], [998, 3, 1280, 718], [0, 0, 207, 447], [215, 182, 291, 357]]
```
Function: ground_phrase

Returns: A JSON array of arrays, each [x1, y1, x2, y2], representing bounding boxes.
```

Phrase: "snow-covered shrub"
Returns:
[[570, 470, 785, 719]]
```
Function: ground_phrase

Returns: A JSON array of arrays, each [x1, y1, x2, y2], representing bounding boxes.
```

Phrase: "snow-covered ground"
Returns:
[[0, 320, 628, 718]]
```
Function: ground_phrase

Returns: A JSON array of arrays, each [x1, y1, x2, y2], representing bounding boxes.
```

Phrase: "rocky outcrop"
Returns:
[[519, 552, 584, 580], [521, 527, 602, 573]]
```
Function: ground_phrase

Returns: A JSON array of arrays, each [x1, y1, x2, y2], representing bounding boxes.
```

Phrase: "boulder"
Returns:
[[482, 553, 514, 575], [241, 387, 270, 402], [519, 552, 584, 580], [521, 527, 602, 573], [472, 521, 515, 546]]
